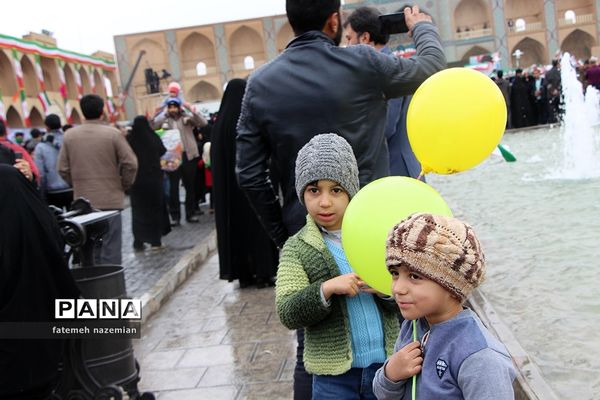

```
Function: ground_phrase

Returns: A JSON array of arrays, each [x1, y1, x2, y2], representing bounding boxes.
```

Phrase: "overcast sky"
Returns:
[[2, 0, 288, 55]]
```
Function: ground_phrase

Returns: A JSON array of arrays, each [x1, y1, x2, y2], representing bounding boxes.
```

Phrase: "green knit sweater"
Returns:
[[275, 215, 400, 376]]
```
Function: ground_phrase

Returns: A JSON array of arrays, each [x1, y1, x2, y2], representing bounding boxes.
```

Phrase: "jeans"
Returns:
[[312, 363, 382, 400]]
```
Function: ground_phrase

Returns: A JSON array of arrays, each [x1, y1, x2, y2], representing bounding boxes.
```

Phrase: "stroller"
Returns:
[[49, 199, 154, 400]]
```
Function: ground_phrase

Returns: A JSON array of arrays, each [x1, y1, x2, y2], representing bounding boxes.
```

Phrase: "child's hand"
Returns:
[[360, 285, 388, 298], [384, 341, 423, 382], [322, 273, 364, 300]]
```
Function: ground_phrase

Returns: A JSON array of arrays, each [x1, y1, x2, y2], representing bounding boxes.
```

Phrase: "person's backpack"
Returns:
[[0, 142, 16, 165]]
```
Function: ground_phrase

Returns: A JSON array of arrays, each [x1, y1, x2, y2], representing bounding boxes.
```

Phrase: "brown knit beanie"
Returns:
[[386, 213, 486, 301]]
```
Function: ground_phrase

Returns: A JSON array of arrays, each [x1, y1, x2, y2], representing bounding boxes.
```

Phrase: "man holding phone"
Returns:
[[344, 6, 424, 179], [0, 120, 38, 182], [236, 1, 444, 398]]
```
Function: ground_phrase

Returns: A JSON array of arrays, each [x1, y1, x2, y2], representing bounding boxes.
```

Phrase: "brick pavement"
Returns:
[[117, 200, 296, 399], [133, 253, 296, 400], [121, 206, 215, 298]]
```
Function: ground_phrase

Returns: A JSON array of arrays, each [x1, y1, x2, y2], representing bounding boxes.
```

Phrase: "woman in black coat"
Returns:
[[127, 116, 170, 250], [211, 79, 278, 288], [0, 165, 80, 398]]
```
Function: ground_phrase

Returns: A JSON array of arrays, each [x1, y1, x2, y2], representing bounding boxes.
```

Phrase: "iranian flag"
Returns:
[[34, 55, 51, 112], [106, 96, 115, 115], [19, 90, 30, 127], [12, 49, 30, 127], [12, 49, 24, 90], [89, 66, 96, 94], [65, 101, 73, 124], [57, 60, 67, 100], [37, 92, 51, 112], [74, 64, 83, 99]]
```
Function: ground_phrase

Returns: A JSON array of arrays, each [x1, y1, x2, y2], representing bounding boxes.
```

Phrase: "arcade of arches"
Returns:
[[116, 0, 600, 120], [0, 41, 118, 130]]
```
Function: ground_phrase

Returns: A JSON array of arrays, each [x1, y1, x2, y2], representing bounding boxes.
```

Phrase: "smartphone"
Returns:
[[379, 12, 409, 35], [14, 152, 23, 160]]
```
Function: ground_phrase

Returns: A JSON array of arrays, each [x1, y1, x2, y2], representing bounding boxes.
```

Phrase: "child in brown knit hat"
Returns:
[[373, 213, 516, 400]]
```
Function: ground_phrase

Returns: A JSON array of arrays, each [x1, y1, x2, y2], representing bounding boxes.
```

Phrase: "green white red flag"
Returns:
[[89, 65, 96, 94], [34, 54, 52, 112], [11, 49, 30, 127], [74, 64, 83, 99]]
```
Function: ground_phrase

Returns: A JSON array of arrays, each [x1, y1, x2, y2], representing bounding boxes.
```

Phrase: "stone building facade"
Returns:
[[0, 32, 119, 129], [115, 0, 599, 119]]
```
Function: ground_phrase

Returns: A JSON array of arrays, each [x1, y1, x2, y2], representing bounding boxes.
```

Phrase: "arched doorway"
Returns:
[[29, 107, 44, 127], [64, 65, 78, 100], [40, 56, 60, 92], [0, 51, 17, 96], [229, 26, 266, 71], [511, 37, 546, 67], [454, 0, 489, 32], [561, 29, 596, 60], [188, 81, 220, 102], [6, 106, 23, 128], [20, 56, 39, 98], [70, 108, 82, 125], [180, 32, 217, 75], [461, 45, 492, 63], [276, 23, 295, 53]]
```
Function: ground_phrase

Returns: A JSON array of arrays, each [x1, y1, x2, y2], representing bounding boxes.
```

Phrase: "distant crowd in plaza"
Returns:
[[492, 55, 600, 130]]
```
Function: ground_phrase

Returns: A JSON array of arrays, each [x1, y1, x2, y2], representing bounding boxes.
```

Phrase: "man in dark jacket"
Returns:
[[236, 0, 445, 249], [236, 2, 445, 398]]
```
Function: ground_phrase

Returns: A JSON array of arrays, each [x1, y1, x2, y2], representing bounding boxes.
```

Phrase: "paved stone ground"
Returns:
[[133, 253, 296, 400], [121, 205, 215, 298]]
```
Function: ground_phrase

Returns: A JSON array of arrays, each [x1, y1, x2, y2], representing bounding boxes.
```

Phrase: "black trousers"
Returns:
[[167, 152, 197, 221]]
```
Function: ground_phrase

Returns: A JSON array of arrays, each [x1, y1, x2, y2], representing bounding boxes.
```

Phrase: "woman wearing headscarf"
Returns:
[[211, 79, 278, 288], [0, 164, 81, 399], [127, 116, 170, 250]]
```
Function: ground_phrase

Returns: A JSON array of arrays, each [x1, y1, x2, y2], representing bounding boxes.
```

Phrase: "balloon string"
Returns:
[[412, 319, 417, 400]]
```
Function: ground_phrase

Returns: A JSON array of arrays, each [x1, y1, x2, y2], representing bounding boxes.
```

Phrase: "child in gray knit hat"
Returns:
[[276, 133, 400, 399], [373, 213, 516, 400]]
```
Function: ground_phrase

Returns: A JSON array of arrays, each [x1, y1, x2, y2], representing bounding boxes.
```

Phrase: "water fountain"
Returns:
[[556, 52, 600, 179]]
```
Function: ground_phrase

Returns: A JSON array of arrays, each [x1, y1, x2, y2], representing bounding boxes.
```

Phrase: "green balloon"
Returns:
[[341, 177, 453, 295]]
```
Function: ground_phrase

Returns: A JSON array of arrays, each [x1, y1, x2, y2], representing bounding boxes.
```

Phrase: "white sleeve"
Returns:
[[458, 348, 516, 400]]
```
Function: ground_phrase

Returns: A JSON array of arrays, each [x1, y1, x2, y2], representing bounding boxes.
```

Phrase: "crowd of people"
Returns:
[[492, 54, 600, 130]]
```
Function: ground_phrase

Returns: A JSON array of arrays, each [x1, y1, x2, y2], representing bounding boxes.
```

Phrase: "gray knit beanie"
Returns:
[[386, 213, 486, 301], [295, 133, 360, 205]]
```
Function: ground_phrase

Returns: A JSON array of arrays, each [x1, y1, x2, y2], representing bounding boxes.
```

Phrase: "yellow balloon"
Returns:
[[407, 68, 507, 174], [341, 177, 452, 295]]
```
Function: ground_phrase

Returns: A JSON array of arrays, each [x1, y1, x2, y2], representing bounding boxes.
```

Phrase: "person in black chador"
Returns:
[[510, 68, 535, 128], [0, 164, 81, 399], [211, 79, 278, 288], [127, 116, 171, 250]]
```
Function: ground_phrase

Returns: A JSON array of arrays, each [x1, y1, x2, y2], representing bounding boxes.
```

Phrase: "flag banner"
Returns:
[[0, 33, 116, 70], [89, 66, 96, 94]]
